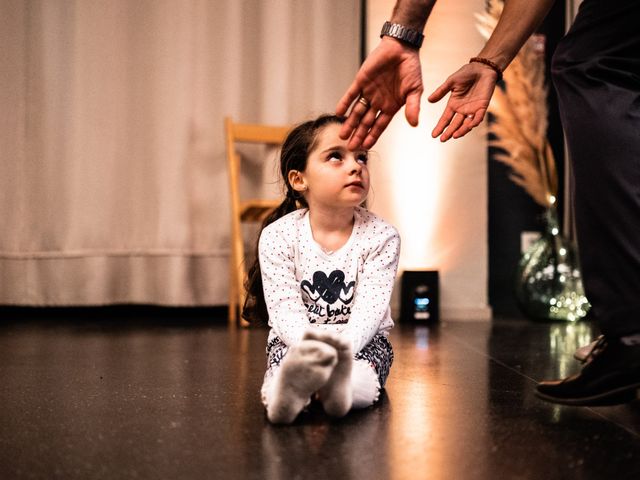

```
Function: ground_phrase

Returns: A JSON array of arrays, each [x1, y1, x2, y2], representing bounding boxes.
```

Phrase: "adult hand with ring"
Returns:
[[340, 95, 372, 149], [358, 97, 370, 108], [336, 37, 424, 151]]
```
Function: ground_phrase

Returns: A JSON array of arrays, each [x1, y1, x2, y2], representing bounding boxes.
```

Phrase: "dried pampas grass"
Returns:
[[477, 0, 558, 207]]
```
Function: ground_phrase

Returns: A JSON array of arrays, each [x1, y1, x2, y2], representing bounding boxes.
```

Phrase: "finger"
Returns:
[[452, 109, 487, 139], [439, 113, 465, 142], [348, 107, 378, 151], [362, 113, 393, 150], [405, 91, 422, 127], [427, 79, 453, 103], [339, 119, 356, 141], [338, 117, 357, 140], [470, 108, 486, 127], [431, 106, 455, 138], [452, 113, 476, 139], [340, 99, 369, 142], [336, 81, 362, 116]]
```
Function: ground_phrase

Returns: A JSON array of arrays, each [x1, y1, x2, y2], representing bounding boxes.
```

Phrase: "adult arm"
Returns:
[[429, 0, 557, 141], [336, 0, 436, 150]]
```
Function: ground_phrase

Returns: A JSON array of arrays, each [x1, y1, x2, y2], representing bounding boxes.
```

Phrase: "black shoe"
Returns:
[[535, 336, 640, 406]]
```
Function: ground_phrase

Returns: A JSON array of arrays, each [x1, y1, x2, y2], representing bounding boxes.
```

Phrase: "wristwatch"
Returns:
[[380, 21, 424, 49]]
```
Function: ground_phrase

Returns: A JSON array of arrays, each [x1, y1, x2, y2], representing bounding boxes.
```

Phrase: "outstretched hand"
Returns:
[[428, 62, 499, 142], [336, 38, 424, 151]]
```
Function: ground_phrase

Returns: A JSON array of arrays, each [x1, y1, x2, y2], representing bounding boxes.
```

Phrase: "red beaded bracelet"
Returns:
[[469, 57, 503, 81]]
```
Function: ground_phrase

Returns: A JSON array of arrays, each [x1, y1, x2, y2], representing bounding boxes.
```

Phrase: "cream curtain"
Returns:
[[0, 0, 360, 306]]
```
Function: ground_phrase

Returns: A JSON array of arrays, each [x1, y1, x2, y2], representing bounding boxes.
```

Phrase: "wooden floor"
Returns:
[[1, 308, 639, 479]]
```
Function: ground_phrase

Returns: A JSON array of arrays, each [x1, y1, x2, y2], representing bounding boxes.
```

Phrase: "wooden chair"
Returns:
[[225, 117, 290, 326]]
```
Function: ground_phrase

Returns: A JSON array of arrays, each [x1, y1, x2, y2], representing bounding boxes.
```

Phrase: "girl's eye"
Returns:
[[328, 152, 342, 162], [357, 154, 368, 164]]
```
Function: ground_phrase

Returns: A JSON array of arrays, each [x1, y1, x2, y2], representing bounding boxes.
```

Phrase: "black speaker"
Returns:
[[400, 270, 439, 324]]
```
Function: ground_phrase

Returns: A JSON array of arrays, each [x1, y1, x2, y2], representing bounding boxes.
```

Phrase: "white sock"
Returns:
[[301, 330, 383, 413], [265, 339, 337, 424], [302, 330, 354, 418], [351, 359, 380, 409]]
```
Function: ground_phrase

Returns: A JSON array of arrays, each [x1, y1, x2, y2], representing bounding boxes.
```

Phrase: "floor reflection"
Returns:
[[485, 318, 640, 478], [260, 399, 391, 480], [547, 322, 595, 379], [386, 322, 493, 480], [1, 314, 639, 480]]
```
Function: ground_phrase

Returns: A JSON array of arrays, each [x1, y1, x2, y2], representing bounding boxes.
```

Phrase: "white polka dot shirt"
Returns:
[[258, 206, 400, 354]]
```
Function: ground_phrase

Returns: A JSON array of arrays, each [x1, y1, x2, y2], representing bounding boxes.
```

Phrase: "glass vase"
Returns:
[[515, 208, 591, 321]]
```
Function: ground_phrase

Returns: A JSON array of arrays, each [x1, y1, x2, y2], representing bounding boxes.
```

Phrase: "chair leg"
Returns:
[[228, 269, 237, 325], [232, 220, 249, 328], [228, 237, 238, 325], [238, 275, 250, 328]]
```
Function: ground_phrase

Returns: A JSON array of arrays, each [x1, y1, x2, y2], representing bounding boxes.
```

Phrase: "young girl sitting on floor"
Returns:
[[243, 114, 400, 424]]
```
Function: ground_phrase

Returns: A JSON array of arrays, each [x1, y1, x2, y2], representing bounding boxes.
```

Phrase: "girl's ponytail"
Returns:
[[241, 194, 301, 325]]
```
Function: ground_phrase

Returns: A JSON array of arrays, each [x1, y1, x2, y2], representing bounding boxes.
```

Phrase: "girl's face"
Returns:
[[291, 122, 370, 210]]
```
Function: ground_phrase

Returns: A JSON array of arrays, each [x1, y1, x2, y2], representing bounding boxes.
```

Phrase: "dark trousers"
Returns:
[[551, 0, 640, 337]]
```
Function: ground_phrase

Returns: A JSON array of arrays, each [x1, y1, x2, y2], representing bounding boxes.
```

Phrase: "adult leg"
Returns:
[[536, 0, 640, 405], [553, 0, 640, 337]]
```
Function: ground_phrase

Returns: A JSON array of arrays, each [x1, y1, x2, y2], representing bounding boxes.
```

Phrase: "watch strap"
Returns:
[[380, 21, 424, 49]]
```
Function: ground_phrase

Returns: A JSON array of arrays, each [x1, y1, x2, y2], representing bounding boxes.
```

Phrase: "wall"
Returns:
[[367, 0, 491, 320], [0, 0, 361, 306]]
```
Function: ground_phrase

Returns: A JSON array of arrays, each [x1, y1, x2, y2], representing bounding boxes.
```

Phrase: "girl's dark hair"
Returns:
[[242, 114, 345, 325]]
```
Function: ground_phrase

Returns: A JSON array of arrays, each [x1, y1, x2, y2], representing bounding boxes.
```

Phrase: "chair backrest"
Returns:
[[224, 117, 290, 325], [226, 120, 291, 145]]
